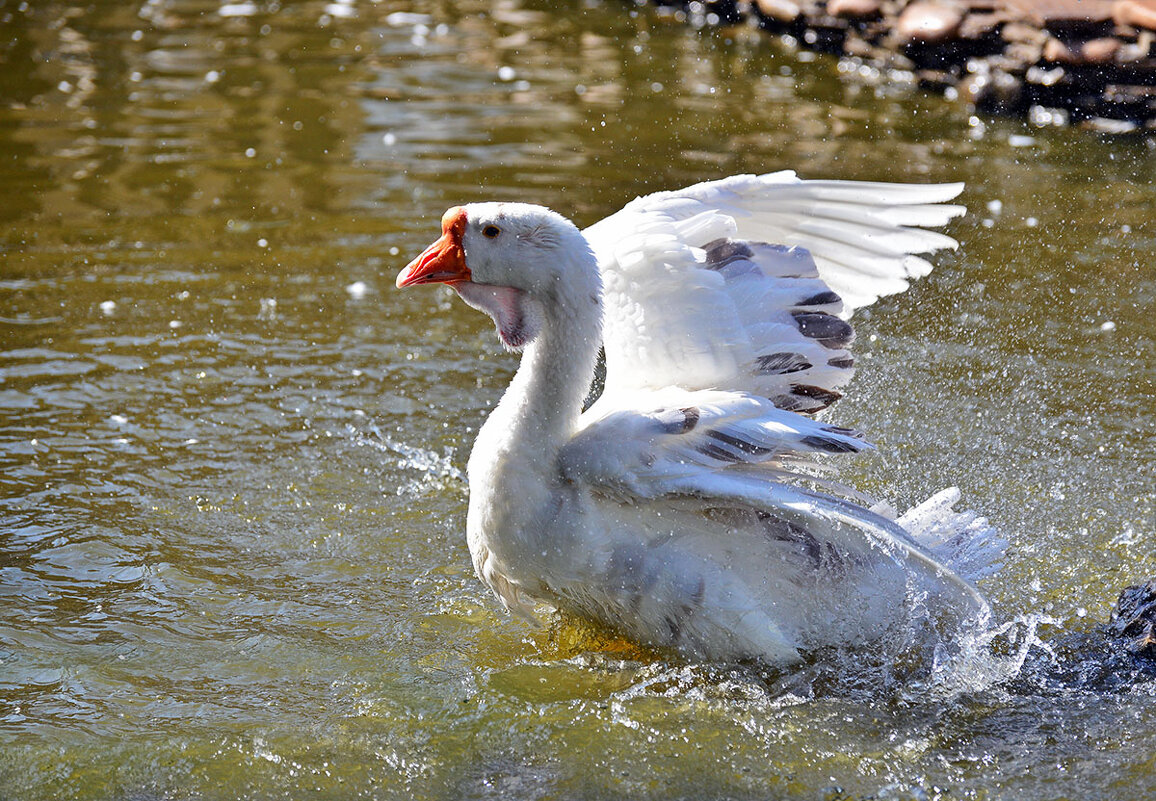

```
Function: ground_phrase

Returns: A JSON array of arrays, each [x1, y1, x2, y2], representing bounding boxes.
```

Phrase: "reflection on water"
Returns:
[[1, 1, 1154, 799]]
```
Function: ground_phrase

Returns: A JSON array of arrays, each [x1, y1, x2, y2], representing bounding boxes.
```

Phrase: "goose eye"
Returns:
[[481, 225, 501, 239]]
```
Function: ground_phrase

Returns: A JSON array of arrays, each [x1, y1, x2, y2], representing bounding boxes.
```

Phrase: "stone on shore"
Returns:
[[897, 1, 965, 43], [828, 0, 883, 20]]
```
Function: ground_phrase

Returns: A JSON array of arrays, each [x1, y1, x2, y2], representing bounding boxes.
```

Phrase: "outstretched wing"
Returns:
[[582, 171, 963, 410]]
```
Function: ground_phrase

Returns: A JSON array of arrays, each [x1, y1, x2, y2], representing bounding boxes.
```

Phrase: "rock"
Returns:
[[1110, 579, 1156, 660], [897, 1, 964, 43], [1116, 31, 1156, 62], [827, 0, 882, 20], [1000, 20, 1049, 45], [1081, 36, 1124, 61], [958, 12, 1005, 39], [1006, 0, 1117, 33], [1042, 37, 1074, 62], [1113, 0, 1156, 31], [754, 0, 803, 23], [1043, 35, 1122, 63]]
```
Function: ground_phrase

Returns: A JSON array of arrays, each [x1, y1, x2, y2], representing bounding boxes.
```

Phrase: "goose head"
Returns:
[[396, 203, 599, 350]]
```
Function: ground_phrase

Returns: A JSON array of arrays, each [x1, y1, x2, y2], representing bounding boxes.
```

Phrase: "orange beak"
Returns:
[[396, 206, 472, 288]]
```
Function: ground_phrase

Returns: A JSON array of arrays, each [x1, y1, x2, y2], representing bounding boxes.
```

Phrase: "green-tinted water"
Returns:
[[2, 1, 1154, 799]]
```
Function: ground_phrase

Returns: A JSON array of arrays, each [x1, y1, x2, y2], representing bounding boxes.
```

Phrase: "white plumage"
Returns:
[[396, 171, 1000, 665]]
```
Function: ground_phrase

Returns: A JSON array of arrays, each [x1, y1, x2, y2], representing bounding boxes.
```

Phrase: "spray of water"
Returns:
[[349, 421, 465, 491]]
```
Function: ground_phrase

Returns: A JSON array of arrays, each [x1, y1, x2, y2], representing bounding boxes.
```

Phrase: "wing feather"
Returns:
[[584, 171, 964, 408], [648, 471, 990, 616], [565, 388, 870, 502]]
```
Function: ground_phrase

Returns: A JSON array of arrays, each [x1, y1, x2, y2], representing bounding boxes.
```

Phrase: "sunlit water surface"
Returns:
[[1, 1, 1154, 799]]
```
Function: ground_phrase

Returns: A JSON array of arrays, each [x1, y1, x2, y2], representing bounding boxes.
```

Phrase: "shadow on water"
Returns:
[[1, 1, 1154, 800]]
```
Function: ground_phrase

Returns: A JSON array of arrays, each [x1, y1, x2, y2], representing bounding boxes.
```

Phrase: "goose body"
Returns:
[[397, 171, 999, 665]]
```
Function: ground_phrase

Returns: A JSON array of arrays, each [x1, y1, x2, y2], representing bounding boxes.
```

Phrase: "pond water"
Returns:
[[2, 1, 1154, 799]]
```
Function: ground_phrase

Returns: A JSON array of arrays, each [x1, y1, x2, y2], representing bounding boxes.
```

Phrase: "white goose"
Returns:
[[397, 171, 999, 666]]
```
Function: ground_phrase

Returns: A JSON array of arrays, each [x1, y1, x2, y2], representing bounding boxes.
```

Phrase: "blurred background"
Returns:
[[1, 1, 1154, 799]]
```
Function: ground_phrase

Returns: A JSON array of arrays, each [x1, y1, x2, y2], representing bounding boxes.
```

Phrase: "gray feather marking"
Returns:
[[791, 311, 854, 349], [800, 435, 861, 454], [656, 406, 700, 434], [703, 238, 754, 268], [798, 290, 841, 307], [680, 406, 700, 432], [697, 441, 745, 463], [790, 384, 843, 408], [706, 429, 777, 457], [756, 352, 812, 375], [771, 393, 812, 412]]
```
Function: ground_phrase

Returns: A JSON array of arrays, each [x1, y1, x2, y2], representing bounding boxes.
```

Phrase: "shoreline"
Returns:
[[641, 0, 1156, 132]]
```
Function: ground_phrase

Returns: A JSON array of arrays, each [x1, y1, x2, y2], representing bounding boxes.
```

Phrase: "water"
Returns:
[[1, 1, 1154, 798]]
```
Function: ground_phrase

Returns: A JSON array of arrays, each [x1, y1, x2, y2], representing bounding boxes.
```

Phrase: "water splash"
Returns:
[[918, 613, 1061, 701], [349, 421, 465, 490], [536, 602, 1066, 708]]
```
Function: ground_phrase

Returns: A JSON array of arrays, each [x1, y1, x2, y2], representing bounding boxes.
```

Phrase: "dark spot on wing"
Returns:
[[800, 434, 861, 453], [757, 514, 854, 572], [798, 291, 841, 307], [697, 441, 745, 463], [756, 352, 812, 375], [680, 406, 700, 432], [706, 430, 777, 458], [703, 238, 754, 268], [771, 394, 811, 412], [790, 384, 843, 409], [657, 406, 700, 435], [827, 356, 854, 369], [759, 516, 823, 565], [791, 311, 854, 349]]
